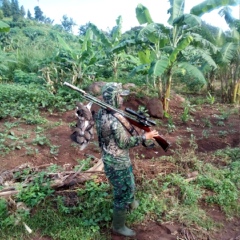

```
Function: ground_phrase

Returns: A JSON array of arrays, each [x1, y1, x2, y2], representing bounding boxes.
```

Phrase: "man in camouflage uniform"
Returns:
[[95, 82, 159, 237]]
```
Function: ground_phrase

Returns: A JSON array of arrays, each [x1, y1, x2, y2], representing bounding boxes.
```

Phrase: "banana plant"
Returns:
[[0, 22, 18, 81], [190, 0, 239, 16], [89, 16, 136, 80], [216, 6, 239, 104], [204, 7, 239, 103], [135, 0, 238, 111], [135, 2, 210, 111], [40, 29, 98, 92], [191, 0, 240, 104]]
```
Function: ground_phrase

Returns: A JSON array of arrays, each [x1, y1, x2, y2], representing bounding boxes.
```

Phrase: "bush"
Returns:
[[23, 26, 45, 40], [0, 198, 15, 228], [13, 69, 44, 85]]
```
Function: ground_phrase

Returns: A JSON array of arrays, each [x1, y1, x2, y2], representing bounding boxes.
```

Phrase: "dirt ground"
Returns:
[[0, 94, 239, 240]]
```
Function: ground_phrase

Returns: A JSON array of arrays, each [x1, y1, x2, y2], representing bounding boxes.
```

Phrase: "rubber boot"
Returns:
[[112, 208, 136, 237]]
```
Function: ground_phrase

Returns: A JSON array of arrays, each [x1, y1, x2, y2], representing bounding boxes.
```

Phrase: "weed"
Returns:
[[217, 120, 225, 126], [69, 121, 77, 128], [138, 105, 150, 117], [17, 172, 54, 207], [128, 191, 165, 223], [164, 174, 202, 205], [24, 201, 108, 240], [4, 121, 20, 129], [75, 181, 112, 225], [0, 198, 16, 228], [202, 129, 210, 138], [21, 132, 30, 139], [50, 145, 60, 155], [46, 164, 63, 172], [206, 179, 239, 215], [0, 84, 76, 124], [215, 147, 240, 162], [171, 205, 214, 230], [218, 130, 228, 138], [32, 134, 50, 146], [207, 92, 215, 104], [186, 127, 193, 132], [219, 110, 231, 121], [189, 134, 198, 150], [181, 102, 196, 123], [197, 157, 240, 216], [202, 117, 212, 128], [167, 115, 176, 132], [25, 146, 39, 156], [76, 157, 93, 171], [35, 126, 45, 133]]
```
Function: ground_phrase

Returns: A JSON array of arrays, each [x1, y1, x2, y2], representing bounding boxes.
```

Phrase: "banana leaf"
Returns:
[[148, 56, 169, 77], [136, 4, 153, 25], [190, 0, 239, 17]]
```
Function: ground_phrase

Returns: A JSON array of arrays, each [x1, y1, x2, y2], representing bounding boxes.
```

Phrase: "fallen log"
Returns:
[[0, 190, 19, 197], [0, 158, 104, 197], [52, 158, 104, 188]]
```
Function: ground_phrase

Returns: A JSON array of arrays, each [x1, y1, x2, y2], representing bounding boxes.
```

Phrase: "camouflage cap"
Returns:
[[102, 82, 129, 106]]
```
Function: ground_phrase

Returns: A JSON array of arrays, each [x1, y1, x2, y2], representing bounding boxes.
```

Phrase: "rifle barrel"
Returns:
[[125, 108, 156, 126], [63, 82, 170, 151], [63, 82, 138, 122]]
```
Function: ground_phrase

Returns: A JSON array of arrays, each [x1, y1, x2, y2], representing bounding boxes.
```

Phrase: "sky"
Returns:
[[18, 0, 240, 33]]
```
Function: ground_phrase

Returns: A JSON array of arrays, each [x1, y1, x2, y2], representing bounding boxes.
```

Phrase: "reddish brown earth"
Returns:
[[0, 94, 239, 240]]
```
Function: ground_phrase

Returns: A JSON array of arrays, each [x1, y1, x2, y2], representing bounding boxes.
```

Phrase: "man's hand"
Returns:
[[145, 130, 159, 140]]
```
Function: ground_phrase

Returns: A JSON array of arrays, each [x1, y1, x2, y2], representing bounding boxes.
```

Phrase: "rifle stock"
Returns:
[[126, 118, 170, 152], [63, 82, 170, 152]]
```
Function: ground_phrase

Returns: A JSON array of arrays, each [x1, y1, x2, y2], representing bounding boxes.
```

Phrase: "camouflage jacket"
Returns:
[[95, 108, 144, 170]]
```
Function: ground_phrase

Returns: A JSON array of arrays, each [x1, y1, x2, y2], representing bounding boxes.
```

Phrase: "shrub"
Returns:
[[13, 69, 44, 85]]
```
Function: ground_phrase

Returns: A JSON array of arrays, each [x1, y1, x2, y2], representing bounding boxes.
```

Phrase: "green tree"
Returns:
[[34, 6, 44, 22], [61, 15, 76, 33], [27, 9, 32, 19], [11, 0, 20, 16], [2, 0, 11, 17], [78, 22, 91, 36], [20, 5, 25, 17]]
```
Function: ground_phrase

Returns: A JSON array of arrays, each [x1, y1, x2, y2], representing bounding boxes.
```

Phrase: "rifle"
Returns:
[[63, 82, 170, 152]]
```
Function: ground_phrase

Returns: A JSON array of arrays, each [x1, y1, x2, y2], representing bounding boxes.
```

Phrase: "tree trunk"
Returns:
[[207, 70, 215, 92], [233, 80, 240, 104], [163, 74, 172, 112], [156, 76, 164, 110]]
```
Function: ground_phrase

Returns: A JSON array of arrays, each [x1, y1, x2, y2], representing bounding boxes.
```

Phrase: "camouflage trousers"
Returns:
[[104, 164, 135, 210]]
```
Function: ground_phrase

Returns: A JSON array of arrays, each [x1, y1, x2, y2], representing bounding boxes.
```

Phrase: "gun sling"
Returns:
[[110, 111, 154, 148]]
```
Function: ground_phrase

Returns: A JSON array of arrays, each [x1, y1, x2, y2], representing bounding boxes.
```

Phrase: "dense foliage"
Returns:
[[0, 0, 239, 110]]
